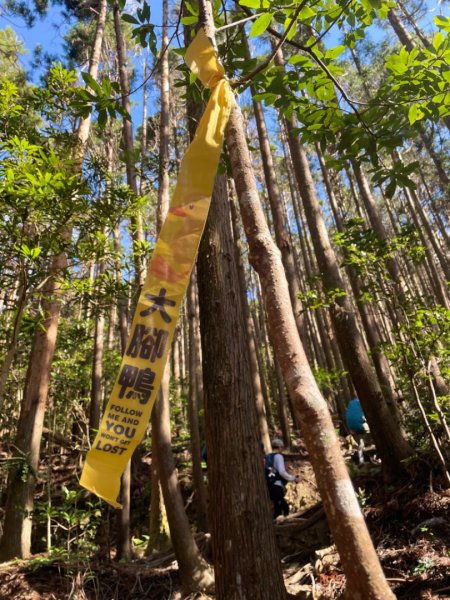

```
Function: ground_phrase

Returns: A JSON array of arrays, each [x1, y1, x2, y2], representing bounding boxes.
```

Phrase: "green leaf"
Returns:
[[249, 12, 273, 37], [97, 109, 107, 129], [181, 15, 198, 25], [81, 72, 101, 95], [385, 179, 396, 198], [434, 15, 450, 33], [284, 17, 296, 41], [299, 6, 316, 20], [325, 45, 345, 60], [239, 0, 266, 7], [408, 103, 425, 125], [432, 32, 445, 51], [184, 1, 198, 15], [121, 13, 140, 24], [253, 92, 278, 105], [142, 1, 150, 21], [287, 55, 310, 66]]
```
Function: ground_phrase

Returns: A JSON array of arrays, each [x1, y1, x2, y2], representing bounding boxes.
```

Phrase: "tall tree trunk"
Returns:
[[112, 12, 144, 552], [187, 272, 208, 532], [226, 105, 397, 600], [407, 185, 450, 285], [89, 262, 106, 432], [140, 56, 148, 196], [225, 95, 396, 600], [0, 274, 27, 406], [152, 362, 214, 591], [249, 70, 307, 345], [230, 187, 272, 452], [248, 290, 273, 426], [198, 171, 286, 600], [113, 1, 144, 285], [0, 253, 67, 561], [252, 277, 278, 422]]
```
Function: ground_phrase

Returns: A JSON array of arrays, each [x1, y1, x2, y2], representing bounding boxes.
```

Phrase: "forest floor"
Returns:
[[0, 438, 449, 599]]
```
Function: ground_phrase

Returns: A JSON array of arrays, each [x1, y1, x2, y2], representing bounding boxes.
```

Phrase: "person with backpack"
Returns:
[[265, 438, 299, 520], [345, 398, 370, 464]]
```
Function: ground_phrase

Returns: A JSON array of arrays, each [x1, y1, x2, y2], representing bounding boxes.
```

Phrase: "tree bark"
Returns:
[[198, 170, 287, 600], [145, 448, 171, 555], [249, 71, 307, 345], [151, 364, 214, 592], [224, 99, 396, 600], [0, 273, 27, 406], [89, 260, 106, 433], [113, 1, 144, 285], [229, 187, 272, 452], [187, 271, 208, 532]]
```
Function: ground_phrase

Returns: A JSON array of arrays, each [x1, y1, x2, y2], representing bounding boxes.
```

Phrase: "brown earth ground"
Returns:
[[0, 438, 449, 599]]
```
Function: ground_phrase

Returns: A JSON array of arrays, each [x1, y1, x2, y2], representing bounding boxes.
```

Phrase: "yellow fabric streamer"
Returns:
[[80, 29, 233, 508]]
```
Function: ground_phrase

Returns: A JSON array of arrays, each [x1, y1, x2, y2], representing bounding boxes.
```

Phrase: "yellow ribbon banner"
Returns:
[[80, 29, 233, 507]]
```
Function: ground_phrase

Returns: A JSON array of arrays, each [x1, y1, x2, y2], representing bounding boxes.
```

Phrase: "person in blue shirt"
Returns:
[[345, 398, 369, 465]]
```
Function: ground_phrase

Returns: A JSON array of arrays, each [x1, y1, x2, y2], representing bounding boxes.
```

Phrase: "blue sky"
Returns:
[[0, 5, 70, 75], [0, 1, 166, 74]]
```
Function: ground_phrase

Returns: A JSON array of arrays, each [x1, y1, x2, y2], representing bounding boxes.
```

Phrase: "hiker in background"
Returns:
[[345, 398, 369, 464], [265, 438, 299, 520]]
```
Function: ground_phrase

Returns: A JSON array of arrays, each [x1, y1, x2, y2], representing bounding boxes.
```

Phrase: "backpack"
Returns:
[[265, 452, 286, 487]]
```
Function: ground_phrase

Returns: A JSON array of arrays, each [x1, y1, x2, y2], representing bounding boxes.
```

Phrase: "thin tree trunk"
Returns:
[[0, 274, 27, 406], [116, 461, 132, 560], [250, 72, 307, 344], [89, 262, 106, 432], [145, 448, 170, 555], [140, 56, 148, 196], [229, 187, 271, 452], [111, 9, 144, 550], [402, 186, 450, 307], [113, 1, 144, 285], [152, 363, 214, 591], [187, 271, 208, 532], [252, 277, 278, 420]]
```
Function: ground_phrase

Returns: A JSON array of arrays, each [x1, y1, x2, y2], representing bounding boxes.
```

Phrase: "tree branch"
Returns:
[[233, 0, 372, 129], [230, 0, 308, 89]]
